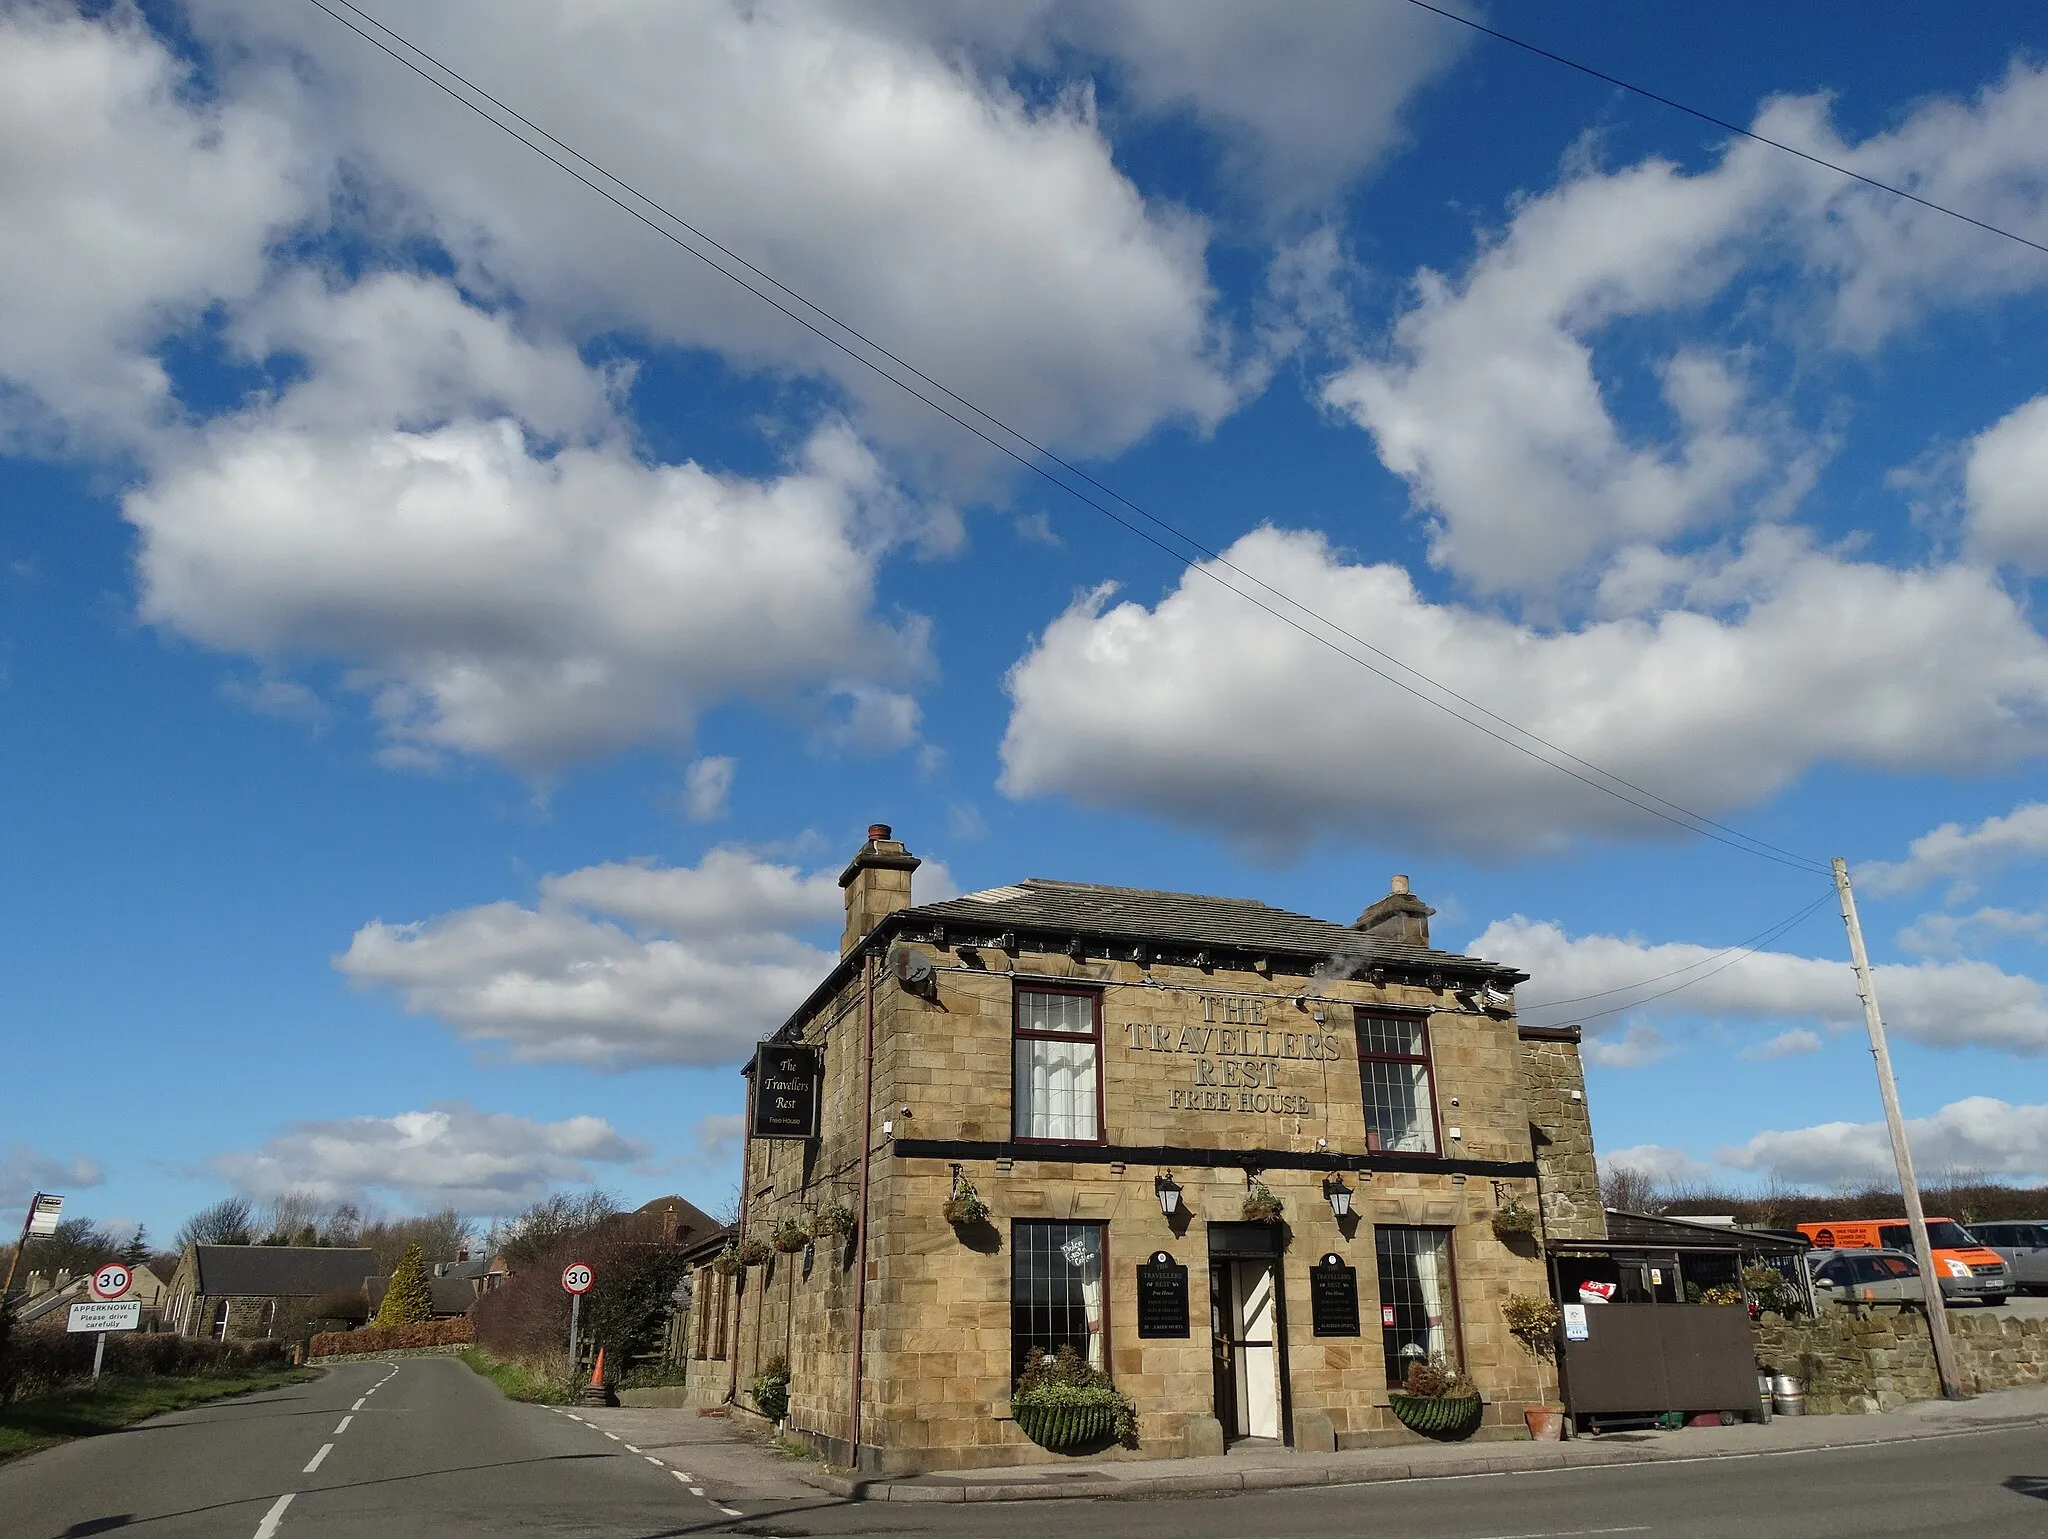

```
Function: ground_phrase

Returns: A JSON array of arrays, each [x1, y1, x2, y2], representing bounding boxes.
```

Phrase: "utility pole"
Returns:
[[1831, 858, 1965, 1400]]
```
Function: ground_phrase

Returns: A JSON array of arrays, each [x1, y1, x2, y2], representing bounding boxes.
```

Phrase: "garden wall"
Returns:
[[308, 1317, 473, 1358], [1753, 1307, 2047, 1413]]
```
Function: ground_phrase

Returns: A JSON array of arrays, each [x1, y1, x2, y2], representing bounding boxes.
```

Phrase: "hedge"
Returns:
[[308, 1317, 474, 1358], [1, 1333, 290, 1404]]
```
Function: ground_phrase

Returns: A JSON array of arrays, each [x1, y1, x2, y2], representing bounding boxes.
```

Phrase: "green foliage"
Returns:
[[458, 1347, 571, 1404], [1742, 1263, 1803, 1318], [583, 1244, 690, 1363], [1490, 1201, 1540, 1238], [808, 1202, 854, 1238], [374, 1244, 436, 1327], [771, 1219, 809, 1253], [1011, 1346, 1136, 1444], [737, 1238, 772, 1266], [1501, 1293, 1562, 1359], [1242, 1184, 1284, 1223], [750, 1356, 790, 1420], [0, 1368, 314, 1464], [941, 1180, 988, 1226], [119, 1227, 149, 1268]]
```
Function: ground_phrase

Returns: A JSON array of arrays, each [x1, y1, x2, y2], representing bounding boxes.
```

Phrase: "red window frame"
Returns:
[[1011, 984, 1107, 1145]]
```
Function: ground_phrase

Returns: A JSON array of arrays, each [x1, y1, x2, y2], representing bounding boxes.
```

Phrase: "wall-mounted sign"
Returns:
[[1382, 1304, 1396, 1328], [1310, 1254, 1361, 1337], [750, 1044, 823, 1139], [1136, 1252, 1190, 1338], [1562, 1303, 1590, 1342]]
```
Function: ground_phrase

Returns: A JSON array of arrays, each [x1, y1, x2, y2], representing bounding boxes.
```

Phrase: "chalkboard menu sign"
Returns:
[[1137, 1251, 1190, 1338], [750, 1043, 823, 1139], [1310, 1253, 1360, 1337]]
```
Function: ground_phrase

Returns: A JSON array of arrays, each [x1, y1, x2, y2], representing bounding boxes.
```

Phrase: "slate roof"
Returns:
[[192, 1245, 378, 1298], [901, 878, 1521, 980], [1564, 1210, 1806, 1255]]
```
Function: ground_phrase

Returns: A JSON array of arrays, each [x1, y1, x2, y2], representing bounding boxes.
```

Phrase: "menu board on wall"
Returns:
[[1137, 1252, 1191, 1338], [1310, 1253, 1361, 1337]]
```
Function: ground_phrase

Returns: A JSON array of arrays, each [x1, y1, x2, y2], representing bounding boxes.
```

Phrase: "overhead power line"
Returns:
[[1519, 887, 1836, 1020], [1399, 0, 2048, 261], [302, 0, 1834, 874]]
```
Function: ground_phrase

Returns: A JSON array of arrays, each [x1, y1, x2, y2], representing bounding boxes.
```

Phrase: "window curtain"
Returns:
[[1015, 1035, 1098, 1139], [1412, 1233, 1449, 1362]]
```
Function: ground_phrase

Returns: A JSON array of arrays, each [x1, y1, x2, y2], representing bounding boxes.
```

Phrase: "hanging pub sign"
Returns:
[[750, 1043, 823, 1139], [1310, 1253, 1361, 1337], [1136, 1252, 1190, 1338]]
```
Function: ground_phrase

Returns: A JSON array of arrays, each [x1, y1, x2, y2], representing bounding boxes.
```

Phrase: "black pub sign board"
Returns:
[[1310, 1253, 1361, 1337], [750, 1044, 823, 1139], [1136, 1251, 1190, 1338]]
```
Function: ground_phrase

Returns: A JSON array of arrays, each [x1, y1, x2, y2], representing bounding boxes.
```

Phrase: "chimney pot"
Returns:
[[868, 823, 892, 842], [1391, 874, 1410, 894]]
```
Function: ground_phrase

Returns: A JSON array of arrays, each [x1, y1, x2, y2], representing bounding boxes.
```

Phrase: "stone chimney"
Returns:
[[1353, 873, 1435, 948], [839, 823, 920, 956]]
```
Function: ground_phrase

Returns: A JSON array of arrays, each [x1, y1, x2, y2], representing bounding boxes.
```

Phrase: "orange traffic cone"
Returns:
[[590, 1346, 606, 1386]]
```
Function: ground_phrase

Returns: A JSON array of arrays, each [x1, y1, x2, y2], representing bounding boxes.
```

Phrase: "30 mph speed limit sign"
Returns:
[[561, 1262, 594, 1294], [90, 1263, 132, 1301]]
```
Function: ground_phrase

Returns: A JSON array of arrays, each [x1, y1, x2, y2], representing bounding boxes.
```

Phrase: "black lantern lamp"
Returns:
[[1323, 1175, 1354, 1220], [1155, 1172, 1182, 1217]]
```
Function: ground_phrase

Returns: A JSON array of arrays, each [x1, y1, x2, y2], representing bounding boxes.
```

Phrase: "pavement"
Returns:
[[797, 1381, 2048, 1503]]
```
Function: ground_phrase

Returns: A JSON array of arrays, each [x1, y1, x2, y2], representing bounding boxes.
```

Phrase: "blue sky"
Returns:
[[5, 1, 2047, 1244]]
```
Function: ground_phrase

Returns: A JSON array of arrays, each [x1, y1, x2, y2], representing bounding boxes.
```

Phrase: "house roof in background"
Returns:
[[191, 1245, 377, 1297]]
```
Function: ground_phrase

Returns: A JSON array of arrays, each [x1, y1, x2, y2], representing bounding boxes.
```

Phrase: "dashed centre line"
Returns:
[[350, 1398, 366, 1411], [333, 1415, 352, 1434], [302, 1443, 333, 1474], [624, 1443, 641, 1452], [252, 1492, 294, 1539], [603, 1431, 621, 1441]]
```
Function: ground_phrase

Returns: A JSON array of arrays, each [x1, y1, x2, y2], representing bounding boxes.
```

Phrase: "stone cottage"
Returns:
[[164, 1243, 378, 1341], [690, 826, 1604, 1473]]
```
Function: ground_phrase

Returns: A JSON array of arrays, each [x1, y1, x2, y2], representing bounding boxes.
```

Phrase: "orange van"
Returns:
[[1797, 1218, 2010, 1304]]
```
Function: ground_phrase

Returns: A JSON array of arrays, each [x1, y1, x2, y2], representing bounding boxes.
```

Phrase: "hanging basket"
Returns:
[[1387, 1391, 1484, 1441], [1242, 1184, 1284, 1223], [737, 1239, 773, 1267], [1012, 1398, 1119, 1451], [1490, 1203, 1540, 1240], [810, 1204, 854, 1239]]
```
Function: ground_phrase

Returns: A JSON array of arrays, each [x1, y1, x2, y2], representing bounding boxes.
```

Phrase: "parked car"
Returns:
[[1965, 1221, 2048, 1294], [1796, 1218, 2008, 1304], [1806, 1248, 1926, 1306]]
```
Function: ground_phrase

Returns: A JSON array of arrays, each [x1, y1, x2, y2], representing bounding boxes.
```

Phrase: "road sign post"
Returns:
[[67, 1298, 142, 1382], [561, 1262, 593, 1380]]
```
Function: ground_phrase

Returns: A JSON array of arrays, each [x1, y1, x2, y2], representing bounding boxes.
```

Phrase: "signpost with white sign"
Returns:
[[68, 1296, 142, 1382], [562, 1261, 594, 1378]]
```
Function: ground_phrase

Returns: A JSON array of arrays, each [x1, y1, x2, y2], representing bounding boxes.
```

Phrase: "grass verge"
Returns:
[[0, 1368, 318, 1465], [457, 1347, 572, 1404]]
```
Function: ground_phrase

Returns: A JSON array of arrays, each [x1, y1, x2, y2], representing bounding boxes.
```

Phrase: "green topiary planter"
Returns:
[[1387, 1391, 1484, 1441], [1012, 1398, 1118, 1451]]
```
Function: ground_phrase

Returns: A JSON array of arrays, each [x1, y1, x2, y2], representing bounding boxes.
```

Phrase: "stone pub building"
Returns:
[[690, 826, 1604, 1472]]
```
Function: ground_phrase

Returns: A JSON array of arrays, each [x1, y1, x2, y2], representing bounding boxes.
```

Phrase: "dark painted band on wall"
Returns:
[[889, 1138, 1538, 1180]]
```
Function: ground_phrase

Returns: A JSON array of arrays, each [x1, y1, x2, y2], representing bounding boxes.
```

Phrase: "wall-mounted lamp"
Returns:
[[1154, 1172, 1182, 1217], [1323, 1175, 1354, 1220]]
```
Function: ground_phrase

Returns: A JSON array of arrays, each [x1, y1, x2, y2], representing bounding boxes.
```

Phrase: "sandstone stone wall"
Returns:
[[710, 944, 1575, 1473], [1518, 1029, 1606, 1242], [1754, 1306, 2048, 1413]]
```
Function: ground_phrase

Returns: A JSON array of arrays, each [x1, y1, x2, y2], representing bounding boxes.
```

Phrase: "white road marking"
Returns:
[[567, 1414, 584, 1422], [303, 1443, 333, 1474], [333, 1416, 352, 1434], [603, 1431, 621, 1440], [689, 1486, 704, 1495], [718, 1506, 743, 1517], [252, 1493, 294, 1539], [672, 1471, 690, 1484], [644, 1455, 664, 1466], [1471, 1530, 1652, 1539], [624, 1443, 640, 1453], [351, 1399, 365, 1411]]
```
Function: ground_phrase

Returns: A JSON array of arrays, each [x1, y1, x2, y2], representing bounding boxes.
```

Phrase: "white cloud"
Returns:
[[681, 757, 736, 822], [336, 847, 847, 1068], [1486, 915, 2048, 1057], [1599, 1144, 1713, 1188], [1898, 906, 2048, 959], [0, 1, 310, 447], [128, 274, 931, 771], [1582, 1023, 1673, 1069], [1719, 1096, 2048, 1187], [1857, 801, 2048, 899], [1, 1147, 106, 1224], [210, 1102, 646, 1216], [998, 526, 2048, 855], [194, 0, 1240, 474], [1964, 395, 2048, 573], [1325, 67, 2048, 598], [1739, 1028, 1823, 1062], [694, 1114, 746, 1162]]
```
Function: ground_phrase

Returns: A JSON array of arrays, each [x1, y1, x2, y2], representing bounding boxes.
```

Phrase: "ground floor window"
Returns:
[[211, 1299, 231, 1341], [1375, 1226, 1458, 1386], [1011, 1221, 1105, 1381]]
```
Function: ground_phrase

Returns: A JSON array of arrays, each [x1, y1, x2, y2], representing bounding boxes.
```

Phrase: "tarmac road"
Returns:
[[2, 1358, 2042, 1538]]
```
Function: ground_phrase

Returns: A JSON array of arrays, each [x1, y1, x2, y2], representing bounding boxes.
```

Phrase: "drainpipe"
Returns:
[[728, 1070, 755, 1405], [848, 951, 878, 1466]]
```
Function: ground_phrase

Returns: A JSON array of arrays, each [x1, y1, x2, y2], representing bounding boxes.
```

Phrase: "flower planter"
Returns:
[[1523, 1404, 1565, 1441], [1387, 1391, 1484, 1441], [1012, 1398, 1118, 1451]]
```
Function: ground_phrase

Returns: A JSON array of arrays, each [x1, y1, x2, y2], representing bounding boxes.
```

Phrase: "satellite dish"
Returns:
[[890, 944, 935, 993]]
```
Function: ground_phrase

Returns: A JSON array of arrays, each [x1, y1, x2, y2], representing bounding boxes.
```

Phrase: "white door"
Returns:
[[1232, 1261, 1281, 1439]]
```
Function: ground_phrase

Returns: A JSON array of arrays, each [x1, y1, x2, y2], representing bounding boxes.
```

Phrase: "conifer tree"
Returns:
[[374, 1243, 435, 1327], [121, 1226, 149, 1268]]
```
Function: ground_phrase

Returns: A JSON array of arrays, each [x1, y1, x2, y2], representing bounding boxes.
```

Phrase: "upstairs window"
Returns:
[[1357, 1013, 1437, 1154], [1013, 987, 1101, 1142]]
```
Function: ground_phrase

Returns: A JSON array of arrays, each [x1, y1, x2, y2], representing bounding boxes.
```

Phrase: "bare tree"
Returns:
[[496, 1190, 620, 1270], [175, 1196, 253, 1248], [1599, 1162, 1662, 1215]]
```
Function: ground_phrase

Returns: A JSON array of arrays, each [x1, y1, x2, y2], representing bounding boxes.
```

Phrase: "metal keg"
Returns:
[[1757, 1371, 1774, 1423], [1771, 1373, 1804, 1416]]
